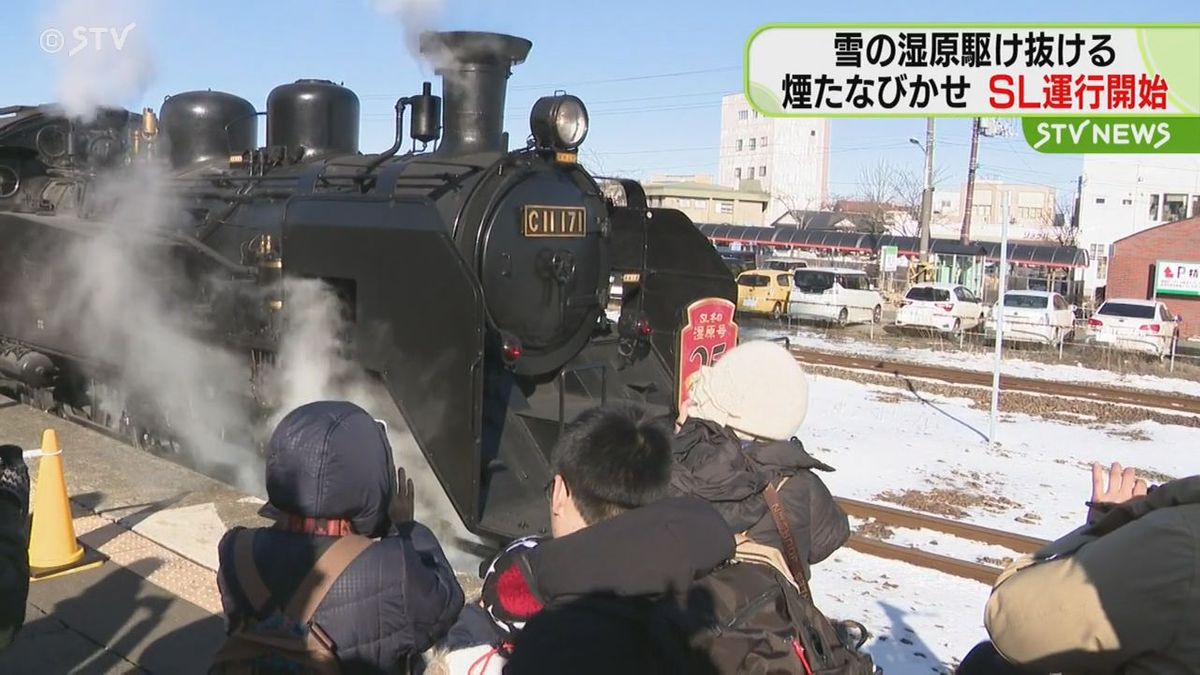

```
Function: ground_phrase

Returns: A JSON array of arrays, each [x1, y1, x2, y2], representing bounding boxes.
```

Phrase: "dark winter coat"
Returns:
[[0, 445, 30, 652], [506, 497, 737, 674], [215, 402, 464, 675], [668, 419, 850, 580]]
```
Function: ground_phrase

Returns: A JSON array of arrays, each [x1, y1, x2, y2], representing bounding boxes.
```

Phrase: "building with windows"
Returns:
[[1106, 217, 1200, 340], [888, 182, 1062, 243], [641, 174, 769, 226], [717, 93, 830, 225], [1078, 154, 1200, 295]]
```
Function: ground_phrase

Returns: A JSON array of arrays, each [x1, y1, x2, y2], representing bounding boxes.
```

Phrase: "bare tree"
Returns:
[[1031, 191, 1080, 247], [855, 159, 902, 235], [580, 147, 610, 177], [771, 192, 822, 228], [891, 165, 951, 236], [857, 159, 894, 205]]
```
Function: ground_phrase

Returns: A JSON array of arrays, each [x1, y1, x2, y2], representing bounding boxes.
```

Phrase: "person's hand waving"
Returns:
[[389, 467, 415, 526], [1088, 461, 1148, 524]]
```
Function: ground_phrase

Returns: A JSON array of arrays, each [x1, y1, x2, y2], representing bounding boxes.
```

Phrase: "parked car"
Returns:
[[894, 283, 986, 333], [736, 269, 793, 319], [984, 290, 1077, 345], [787, 268, 884, 326], [1085, 298, 1180, 357], [763, 258, 809, 272]]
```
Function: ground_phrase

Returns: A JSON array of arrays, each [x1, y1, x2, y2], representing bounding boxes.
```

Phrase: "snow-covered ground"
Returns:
[[745, 324, 1200, 398], [798, 374, 1196, 673], [603, 308, 1194, 671]]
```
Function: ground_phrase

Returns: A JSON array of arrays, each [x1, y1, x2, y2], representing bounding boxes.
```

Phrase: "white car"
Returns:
[[984, 290, 1077, 345], [1085, 298, 1180, 357], [787, 268, 884, 326], [894, 283, 986, 333]]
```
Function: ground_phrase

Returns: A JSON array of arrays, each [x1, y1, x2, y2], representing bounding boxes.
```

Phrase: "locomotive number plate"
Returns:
[[523, 205, 586, 238]]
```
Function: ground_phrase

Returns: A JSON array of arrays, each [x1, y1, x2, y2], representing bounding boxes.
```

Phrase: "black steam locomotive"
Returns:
[[0, 31, 734, 540]]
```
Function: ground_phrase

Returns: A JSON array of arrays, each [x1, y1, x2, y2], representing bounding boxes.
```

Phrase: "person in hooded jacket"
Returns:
[[668, 339, 849, 581], [421, 403, 735, 675], [0, 444, 30, 652], [212, 401, 465, 675]]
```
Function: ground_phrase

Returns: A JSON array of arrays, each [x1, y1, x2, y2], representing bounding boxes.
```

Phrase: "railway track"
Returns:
[[792, 348, 1200, 415], [836, 497, 1050, 584]]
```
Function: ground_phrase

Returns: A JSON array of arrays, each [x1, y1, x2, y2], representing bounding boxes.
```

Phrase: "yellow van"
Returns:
[[736, 269, 793, 320]]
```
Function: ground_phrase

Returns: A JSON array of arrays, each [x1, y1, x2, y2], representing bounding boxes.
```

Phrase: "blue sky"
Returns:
[[3, 0, 1196, 201]]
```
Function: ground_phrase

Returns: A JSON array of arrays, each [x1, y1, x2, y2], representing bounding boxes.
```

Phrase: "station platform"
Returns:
[[0, 396, 269, 674]]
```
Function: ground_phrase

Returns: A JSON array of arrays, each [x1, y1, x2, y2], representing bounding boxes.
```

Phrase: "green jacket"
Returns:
[[986, 476, 1200, 674]]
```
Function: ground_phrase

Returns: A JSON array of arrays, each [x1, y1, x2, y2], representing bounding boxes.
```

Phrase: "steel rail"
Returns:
[[836, 497, 1049, 554], [843, 535, 1006, 585], [835, 498, 1052, 585], [791, 348, 1200, 415]]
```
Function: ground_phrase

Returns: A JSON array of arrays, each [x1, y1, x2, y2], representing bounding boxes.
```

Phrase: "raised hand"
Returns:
[[389, 467, 415, 526], [1088, 461, 1148, 523]]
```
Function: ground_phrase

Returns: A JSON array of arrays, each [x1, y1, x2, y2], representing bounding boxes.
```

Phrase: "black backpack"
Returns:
[[688, 482, 880, 675]]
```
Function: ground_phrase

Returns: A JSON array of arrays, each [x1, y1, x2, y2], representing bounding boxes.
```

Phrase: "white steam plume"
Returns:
[[370, 0, 447, 62], [45, 160, 263, 493], [44, 0, 155, 121], [269, 277, 487, 571]]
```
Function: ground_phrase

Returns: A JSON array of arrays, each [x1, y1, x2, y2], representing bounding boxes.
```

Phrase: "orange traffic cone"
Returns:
[[28, 429, 104, 580]]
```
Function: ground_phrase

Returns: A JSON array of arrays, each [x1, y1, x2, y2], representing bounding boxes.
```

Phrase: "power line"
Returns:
[[510, 67, 740, 91], [357, 67, 740, 100]]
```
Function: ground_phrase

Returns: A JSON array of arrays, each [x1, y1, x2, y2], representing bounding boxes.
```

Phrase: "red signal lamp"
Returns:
[[502, 335, 523, 363], [635, 317, 653, 337]]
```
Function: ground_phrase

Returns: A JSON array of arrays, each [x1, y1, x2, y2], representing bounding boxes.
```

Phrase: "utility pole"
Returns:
[[960, 117, 981, 246], [918, 118, 935, 263], [1071, 174, 1083, 229]]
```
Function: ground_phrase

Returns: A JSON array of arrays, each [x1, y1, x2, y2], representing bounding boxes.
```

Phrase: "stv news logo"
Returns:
[[40, 24, 137, 57]]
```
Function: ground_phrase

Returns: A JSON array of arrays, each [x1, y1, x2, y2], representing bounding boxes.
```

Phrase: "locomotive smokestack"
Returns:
[[419, 31, 532, 156]]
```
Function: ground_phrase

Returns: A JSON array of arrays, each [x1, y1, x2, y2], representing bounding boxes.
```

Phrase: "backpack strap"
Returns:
[[283, 534, 374, 625], [762, 482, 812, 600], [232, 529, 272, 614]]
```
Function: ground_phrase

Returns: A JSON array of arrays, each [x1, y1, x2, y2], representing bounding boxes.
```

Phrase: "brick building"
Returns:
[[1107, 216, 1200, 339]]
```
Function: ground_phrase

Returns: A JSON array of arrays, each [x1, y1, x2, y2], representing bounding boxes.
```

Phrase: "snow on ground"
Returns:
[[744, 324, 1200, 398], [811, 548, 991, 674], [794, 373, 1197, 673]]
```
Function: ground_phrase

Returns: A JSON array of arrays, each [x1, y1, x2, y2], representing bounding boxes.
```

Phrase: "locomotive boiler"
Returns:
[[0, 31, 735, 541]]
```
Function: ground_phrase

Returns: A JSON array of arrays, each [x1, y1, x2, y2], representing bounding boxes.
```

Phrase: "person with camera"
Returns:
[[965, 462, 1200, 674], [210, 401, 464, 674]]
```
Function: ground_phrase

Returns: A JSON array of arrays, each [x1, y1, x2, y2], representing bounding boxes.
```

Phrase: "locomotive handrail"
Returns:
[[164, 231, 257, 277], [557, 362, 609, 437]]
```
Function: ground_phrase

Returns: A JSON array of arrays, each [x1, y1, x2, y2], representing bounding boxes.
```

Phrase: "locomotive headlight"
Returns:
[[530, 95, 589, 151]]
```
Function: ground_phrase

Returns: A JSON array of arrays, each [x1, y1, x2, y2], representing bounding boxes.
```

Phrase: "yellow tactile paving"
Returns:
[[72, 503, 223, 615]]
